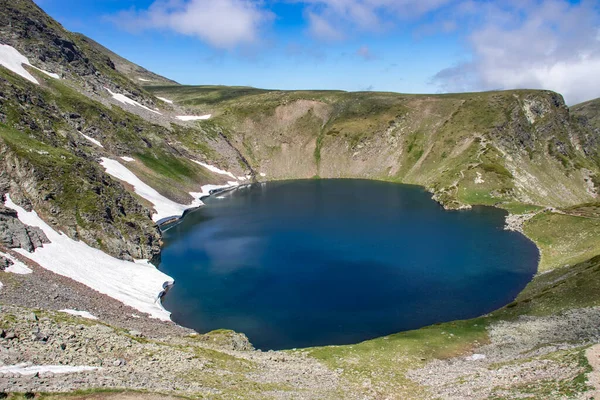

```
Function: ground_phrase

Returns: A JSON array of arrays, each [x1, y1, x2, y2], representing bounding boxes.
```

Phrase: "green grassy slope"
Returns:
[[147, 85, 600, 210]]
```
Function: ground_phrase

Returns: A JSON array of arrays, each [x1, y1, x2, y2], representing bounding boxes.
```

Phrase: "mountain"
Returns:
[[73, 33, 179, 86], [1, 0, 600, 399], [148, 85, 600, 208], [572, 97, 600, 135]]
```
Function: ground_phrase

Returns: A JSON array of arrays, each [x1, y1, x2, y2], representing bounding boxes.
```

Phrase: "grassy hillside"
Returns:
[[147, 85, 600, 210]]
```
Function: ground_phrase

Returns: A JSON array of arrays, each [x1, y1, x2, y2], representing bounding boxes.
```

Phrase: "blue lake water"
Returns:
[[159, 180, 539, 350]]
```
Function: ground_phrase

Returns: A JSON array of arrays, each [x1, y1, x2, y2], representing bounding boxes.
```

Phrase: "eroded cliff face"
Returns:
[[161, 87, 599, 209]]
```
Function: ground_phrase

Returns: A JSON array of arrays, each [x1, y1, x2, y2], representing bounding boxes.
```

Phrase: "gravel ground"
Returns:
[[408, 308, 600, 399]]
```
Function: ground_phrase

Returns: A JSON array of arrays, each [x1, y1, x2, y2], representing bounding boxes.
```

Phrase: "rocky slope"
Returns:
[[0, 0, 600, 399]]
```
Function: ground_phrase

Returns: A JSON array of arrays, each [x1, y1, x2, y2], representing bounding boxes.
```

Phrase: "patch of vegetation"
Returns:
[[524, 211, 600, 272], [303, 318, 489, 398], [497, 255, 600, 318], [499, 202, 544, 215], [489, 347, 592, 399], [480, 163, 514, 179]]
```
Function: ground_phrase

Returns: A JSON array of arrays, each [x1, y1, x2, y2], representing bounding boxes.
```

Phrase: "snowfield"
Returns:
[[0, 44, 60, 84], [176, 115, 211, 121], [100, 158, 236, 222], [4, 194, 174, 321], [105, 88, 162, 115]]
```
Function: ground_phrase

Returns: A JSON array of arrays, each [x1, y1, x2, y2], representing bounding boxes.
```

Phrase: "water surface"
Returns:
[[160, 180, 538, 350]]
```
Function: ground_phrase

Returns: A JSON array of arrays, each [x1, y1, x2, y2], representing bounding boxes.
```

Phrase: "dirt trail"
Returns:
[[586, 344, 600, 399]]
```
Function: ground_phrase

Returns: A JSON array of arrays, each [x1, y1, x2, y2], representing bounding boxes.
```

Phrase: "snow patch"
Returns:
[[176, 115, 211, 121], [260, 172, 267, 177], [157, 97, 173, 104], [105, 88, 162, 115], [0, 45, 59, 84], [0, 364, 100, 376], [0, 251, 32, 274], [466, 354, 486, 361], [80, 133, 104, 148], [4, 194, 174, 321], [138, 78, 151, 82], [100, 158, 235, 222], [31, 65, 60, 80], [59, 309, 98, 320], [120, 156, 135, 162], [0, 44, 38, 84], [191, 160, 238, 180]]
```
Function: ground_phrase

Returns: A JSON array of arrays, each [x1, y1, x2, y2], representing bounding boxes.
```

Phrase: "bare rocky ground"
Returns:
[[0, 254, 350, 399], [408, 308, 600, 399], [1, 247, 600, 399]]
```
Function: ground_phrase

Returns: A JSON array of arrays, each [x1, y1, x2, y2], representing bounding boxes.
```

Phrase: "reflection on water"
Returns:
[[160, 180, 539, 350]]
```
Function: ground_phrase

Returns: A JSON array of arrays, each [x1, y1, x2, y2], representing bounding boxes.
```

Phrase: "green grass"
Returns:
[[302, 318, 488, 399], [524, 211, 600, 272], [499, 202, 544, 214]]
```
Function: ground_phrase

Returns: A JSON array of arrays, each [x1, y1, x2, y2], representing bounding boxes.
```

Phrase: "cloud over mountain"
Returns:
[[109, 0, 273, 49]]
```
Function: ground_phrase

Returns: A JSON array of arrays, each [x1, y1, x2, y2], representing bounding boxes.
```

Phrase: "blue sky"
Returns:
[[33, 0, 600, 104]]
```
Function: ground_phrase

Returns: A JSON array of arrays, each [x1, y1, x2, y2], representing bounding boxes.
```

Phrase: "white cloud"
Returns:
[[110, 0, 273, 49], [433, 0, 600, 105], [306, 11, 345, 40], [297, 0, 455, 39]]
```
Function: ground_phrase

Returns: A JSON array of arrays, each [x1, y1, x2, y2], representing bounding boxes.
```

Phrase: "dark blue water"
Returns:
[[160, 180, 538, 350]]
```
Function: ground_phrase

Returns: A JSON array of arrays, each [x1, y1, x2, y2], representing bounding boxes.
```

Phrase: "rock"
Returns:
[[0, 205, 50, 252], [113, 358, 126, 367], [5, 331, 17, 340], [28, 312, 38, 322], [0, 254, 14, 270], [128, 330, 143, 338], [35, 332, 49, 342]]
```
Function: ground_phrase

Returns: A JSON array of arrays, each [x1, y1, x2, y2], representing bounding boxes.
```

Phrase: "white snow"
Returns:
[[0, 44, 59, 84], [260, 172, 267, 177], [31, 65, 60, 80], [120, 156, 135, 162], [138, 78, 151, 82], [0, 251, 32, 274], [4, 194, 174, 321], [467, 354, 486, 361], [0, 44, 38, 84], [59, 309, 98, 320], [80, 133, 104, 148], [191, 160, 238, 181], [105, 88, 162, 115], [100, 158, 235, 222], [176, 115, 211, 121], [0, 281, 3, 291], [157, 97, 174, 104], [0, 364, 100, 376]]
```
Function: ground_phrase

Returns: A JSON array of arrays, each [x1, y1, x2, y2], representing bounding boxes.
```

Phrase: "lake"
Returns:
[[159, 180, 539, 350]]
